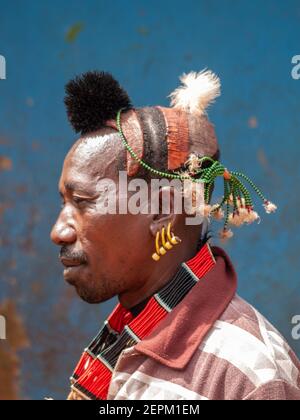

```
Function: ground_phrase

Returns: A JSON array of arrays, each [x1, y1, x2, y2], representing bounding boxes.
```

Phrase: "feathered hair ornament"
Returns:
[[169, 69, 221, 116]]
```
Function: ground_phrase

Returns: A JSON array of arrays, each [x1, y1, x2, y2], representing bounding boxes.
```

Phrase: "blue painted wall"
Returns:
[[0, 0, 299, 400]]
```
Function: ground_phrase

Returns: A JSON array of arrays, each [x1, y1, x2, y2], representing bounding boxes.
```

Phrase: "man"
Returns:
[[51, 70, 300, 400]]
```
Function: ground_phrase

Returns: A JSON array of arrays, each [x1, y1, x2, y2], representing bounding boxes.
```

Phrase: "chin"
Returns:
[[75, 285, 113, 305]]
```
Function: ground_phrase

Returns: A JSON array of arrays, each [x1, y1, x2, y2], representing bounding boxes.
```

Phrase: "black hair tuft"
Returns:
[[64, 71, 132, 134]]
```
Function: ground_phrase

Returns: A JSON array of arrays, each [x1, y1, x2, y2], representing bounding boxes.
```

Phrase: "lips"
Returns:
[[60, 257, 85, 268]]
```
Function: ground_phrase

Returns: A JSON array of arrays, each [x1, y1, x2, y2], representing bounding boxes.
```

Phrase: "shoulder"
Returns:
[[195, 294, 300, 399]]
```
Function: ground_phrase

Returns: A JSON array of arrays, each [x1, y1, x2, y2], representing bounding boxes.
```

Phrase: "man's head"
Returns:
[[51, 71, 220, 307]]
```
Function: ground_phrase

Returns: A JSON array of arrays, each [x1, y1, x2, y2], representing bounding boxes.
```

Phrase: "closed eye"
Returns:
[[58, 190, 96, 208], [73, 195, 98, 207], [73, 196, 88, 205]]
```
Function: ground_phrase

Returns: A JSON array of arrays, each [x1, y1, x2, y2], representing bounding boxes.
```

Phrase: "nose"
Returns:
[[50, 216, 77, 246]]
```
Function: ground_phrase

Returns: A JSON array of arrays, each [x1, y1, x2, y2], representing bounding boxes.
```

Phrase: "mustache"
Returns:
[[59, 246, 88, 264]]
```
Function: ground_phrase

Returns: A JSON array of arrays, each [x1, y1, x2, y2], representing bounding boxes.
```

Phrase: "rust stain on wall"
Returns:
[[0, 137, 11, 146], [0, 156, 12, 171], [0, 300, 30, 400], [18, 207, 40, 256], [0, 202, 12, 222], [15, 185, 28, 195], [31, 141, 40, 151], [248, 116, 258, 128], [257, 148, 276, 179]]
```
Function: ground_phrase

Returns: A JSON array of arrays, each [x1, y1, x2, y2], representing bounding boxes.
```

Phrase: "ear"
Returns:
[[149, 186, 181, 237]]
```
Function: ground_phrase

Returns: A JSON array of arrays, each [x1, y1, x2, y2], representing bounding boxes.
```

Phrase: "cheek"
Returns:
[[77, 214, 104, 254], [78, 214, 126, 262], [78, 212, 149, 266]]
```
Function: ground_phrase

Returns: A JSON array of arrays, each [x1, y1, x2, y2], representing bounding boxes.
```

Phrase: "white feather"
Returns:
[[169, 69, 221, 115]]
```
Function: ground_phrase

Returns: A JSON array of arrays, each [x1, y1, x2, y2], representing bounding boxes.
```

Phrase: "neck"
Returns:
[[118, 240, 201, 310], [129, 297, 150, 317]]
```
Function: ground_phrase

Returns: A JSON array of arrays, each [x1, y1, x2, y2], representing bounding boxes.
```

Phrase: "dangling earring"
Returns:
[[152, 224, 181, 261], [161, 226, 173, 251], [167, 222, 181, 245], [152, 231, 162, 261]]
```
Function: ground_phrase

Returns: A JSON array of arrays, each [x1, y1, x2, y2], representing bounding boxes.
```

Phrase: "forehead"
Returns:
[[59, 132, 123, 190]]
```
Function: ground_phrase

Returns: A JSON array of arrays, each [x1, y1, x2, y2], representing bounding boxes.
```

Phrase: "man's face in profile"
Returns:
[[50, 131, 152, 305]]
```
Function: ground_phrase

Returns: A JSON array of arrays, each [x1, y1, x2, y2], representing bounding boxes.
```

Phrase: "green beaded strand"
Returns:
[[231, 171, 266, 202], [116, 108, 269, 233]]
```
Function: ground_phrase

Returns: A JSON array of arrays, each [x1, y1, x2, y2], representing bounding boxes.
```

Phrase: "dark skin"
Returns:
[[51, 128, 202, 309]]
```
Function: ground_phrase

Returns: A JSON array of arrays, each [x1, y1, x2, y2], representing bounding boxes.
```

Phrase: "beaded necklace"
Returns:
[[69, 243, 215, 400]]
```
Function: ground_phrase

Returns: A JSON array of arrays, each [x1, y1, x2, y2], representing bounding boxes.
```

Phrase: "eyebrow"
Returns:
[[59, 181, 96, 196], [65, 182, 81, 192]]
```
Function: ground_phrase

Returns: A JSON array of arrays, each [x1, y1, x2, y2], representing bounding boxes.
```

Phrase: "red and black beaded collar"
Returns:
[[69, 243, 216, 400]]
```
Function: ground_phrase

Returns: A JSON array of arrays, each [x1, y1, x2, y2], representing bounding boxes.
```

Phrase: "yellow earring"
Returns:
[[152, 231, 162, 261], [167, 222, 181, 245], [161, 226, 173, 250], [152, 224, 181, 261]]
